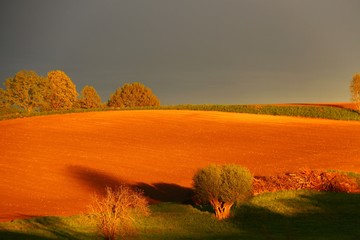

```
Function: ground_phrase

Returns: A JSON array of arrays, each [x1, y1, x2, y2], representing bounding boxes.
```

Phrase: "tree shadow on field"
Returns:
[[232, 192, 360, 240], [67, 165, 126, 195], [136, 182, 194, 204], [0, 231, 52, 240], [0, 216, 93, 240], [67, 165, 194, 203]]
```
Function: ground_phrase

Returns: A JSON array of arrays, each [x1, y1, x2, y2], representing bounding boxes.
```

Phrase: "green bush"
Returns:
[[193, 164, 253, 220]]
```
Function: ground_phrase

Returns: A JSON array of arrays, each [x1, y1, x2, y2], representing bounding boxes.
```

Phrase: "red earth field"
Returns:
[[1, 109, 360, 221]]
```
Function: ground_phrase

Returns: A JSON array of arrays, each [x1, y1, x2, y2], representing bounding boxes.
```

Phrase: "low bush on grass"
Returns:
[[89, 185, 149, 240]]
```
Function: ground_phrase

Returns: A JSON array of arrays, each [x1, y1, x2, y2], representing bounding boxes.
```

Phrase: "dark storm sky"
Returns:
[[1, 0, 359, 105]]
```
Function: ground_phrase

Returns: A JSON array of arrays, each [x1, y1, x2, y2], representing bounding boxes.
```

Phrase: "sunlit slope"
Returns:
[[1, 110, 360, 221]]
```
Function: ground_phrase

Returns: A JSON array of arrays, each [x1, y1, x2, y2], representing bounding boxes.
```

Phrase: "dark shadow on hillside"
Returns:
[[67, 165, 127, 195], [67, 165, 194, 203], [232, 192, 360, 239], [0, 216, 94, 240], [0, 231, 52, 240], [136, 182, 194, 204]]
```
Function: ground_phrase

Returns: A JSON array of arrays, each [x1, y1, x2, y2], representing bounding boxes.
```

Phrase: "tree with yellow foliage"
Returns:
[[78, 85, 102, 109], [0, 88, 9, 113], [2, 70, 48, 112], [108, 82, 160, 108], [46, 70, 78, 110], [350, 73, 360, 112]]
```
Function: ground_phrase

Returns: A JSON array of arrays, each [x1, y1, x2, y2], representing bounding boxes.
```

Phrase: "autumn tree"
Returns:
[[0, 88, 7, 106], [2, 70, 48, 112], [350, 73, 360, 112], [46, 70, 78, 110], [90, 185, 149, 240], [193, 164, 253, 220], [0, 88, 9, 113], [108, 82, 160, 108], [78, 85, 102, 109]]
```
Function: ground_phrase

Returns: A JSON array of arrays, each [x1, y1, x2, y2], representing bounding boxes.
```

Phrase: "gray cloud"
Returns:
[[1, 0, 359, 104]]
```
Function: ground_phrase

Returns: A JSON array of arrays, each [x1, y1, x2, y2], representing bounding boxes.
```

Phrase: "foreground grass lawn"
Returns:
[[1, 190, 359, 239]]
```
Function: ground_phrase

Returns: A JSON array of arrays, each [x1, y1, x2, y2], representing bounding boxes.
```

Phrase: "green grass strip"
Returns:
[[1, 190, 359, 239], [1, 104, 360, 121]]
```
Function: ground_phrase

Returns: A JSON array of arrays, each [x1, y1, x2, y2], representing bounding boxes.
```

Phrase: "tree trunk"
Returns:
[[210, 199, 233, 220]]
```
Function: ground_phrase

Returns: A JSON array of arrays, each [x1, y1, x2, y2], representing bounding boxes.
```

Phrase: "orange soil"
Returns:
[[1, 110, 360, 221]]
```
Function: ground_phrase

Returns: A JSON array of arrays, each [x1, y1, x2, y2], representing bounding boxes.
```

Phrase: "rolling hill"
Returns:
[[1, 110, 360, 221]]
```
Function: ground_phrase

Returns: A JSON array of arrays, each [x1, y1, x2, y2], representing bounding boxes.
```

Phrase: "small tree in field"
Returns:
[[193, 164, 252, 220], [108, 82, 160, 108], [350, 73, 360, 112], [89, 185, 149, 240], [78, 85, 102, 109]]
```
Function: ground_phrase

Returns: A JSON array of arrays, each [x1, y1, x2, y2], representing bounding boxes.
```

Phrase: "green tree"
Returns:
[[193, 164, 253, 220], [46, 70, 78, 110], [2, 70, 48, 112], [78, 85, 102, 109], [108, 82, 160, 108], [350, 73, 360, 112]]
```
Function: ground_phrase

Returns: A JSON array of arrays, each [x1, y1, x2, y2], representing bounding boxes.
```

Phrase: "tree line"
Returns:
[[0, 70, 160, 113], [2, 70, 360, 115]]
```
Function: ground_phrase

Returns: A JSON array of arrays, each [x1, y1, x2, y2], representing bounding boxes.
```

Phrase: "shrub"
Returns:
[[89, 185, 149, 240], [193, 164, 253, 220]]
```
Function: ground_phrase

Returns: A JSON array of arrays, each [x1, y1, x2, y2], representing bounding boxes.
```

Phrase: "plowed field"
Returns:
[[1, 110, 360, 221]]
